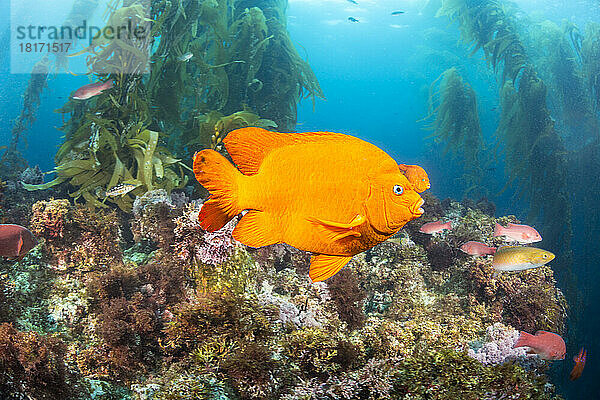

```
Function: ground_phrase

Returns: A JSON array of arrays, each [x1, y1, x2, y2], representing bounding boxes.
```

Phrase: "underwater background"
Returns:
[[0, 0, 599, 398]]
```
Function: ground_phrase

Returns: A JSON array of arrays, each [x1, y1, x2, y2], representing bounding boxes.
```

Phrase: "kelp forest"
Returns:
[[0, 0, 323, 211], [2, 0, 600, 398], [431, 0, 600, 318], [434, 0, 573, 258]]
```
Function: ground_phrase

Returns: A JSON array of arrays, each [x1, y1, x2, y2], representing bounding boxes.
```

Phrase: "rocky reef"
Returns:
[[0, 193, 566, 399]]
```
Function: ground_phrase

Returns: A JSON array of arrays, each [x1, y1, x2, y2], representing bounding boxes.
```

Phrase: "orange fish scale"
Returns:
[[195, 127, 425, 281], [239, 140, 395, 254]]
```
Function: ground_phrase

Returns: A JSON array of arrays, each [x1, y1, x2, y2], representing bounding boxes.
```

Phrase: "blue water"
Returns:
[[290, 0, 505, 211], [2, 0, 600, 397]]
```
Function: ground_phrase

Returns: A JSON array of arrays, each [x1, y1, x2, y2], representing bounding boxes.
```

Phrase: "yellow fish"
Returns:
[[492, 246, 555, 271], [193, 128, 425, 282]]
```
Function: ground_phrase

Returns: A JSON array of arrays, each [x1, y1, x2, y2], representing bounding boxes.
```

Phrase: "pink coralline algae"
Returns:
[[468, 323, 528, 365], [173, 201, 238, 265], [197, 221, 237, 265]]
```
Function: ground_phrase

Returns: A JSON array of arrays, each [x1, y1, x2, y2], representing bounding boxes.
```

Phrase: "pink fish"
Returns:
[[514, 330, 566, 360], [72, 80, 113, 100], [0, 224, 37, 260], [493, 222, 541, 243], [460, 241, 496, 256], [419, 220, 452, 234]]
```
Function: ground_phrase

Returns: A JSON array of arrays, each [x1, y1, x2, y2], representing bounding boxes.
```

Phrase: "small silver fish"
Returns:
[[177, 52, 193, 62], [106, 183, 138, 197]]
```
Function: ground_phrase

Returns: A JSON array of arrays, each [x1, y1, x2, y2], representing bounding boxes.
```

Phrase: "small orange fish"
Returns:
[[570, 347, 586, 381], [419, 220, 452, 234], [399, 164, 430, 193], [514, 330, 566, 360], [193, 128, 425, 282], [0, 224, 37, 260]]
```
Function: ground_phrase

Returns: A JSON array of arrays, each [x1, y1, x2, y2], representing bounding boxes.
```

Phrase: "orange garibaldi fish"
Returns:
[[570, 347, 586, 381], [193, 128, 425, 282]]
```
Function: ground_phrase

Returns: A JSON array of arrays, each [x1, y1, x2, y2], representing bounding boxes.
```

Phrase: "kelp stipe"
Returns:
[[577, 23, 600, 112], [526, 20, 597, 146], [423, 67, 485, 198]]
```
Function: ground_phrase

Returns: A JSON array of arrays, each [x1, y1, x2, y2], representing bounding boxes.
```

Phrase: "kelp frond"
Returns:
[[191, 108, 277, 151], [437, 0, 527, 84], [423, 67, 485, 196], [25, 123, 188, 212]]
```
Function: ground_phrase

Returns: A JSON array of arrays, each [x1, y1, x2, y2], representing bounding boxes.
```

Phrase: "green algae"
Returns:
[[123, 243, 157, 266], [23, 82, 189, 212], [145, 366, 233, 400], [0, 246, 58, 334], [391, 348, 559, 399], [19, 0, 322, 211], [424, 67, 484, 197]]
